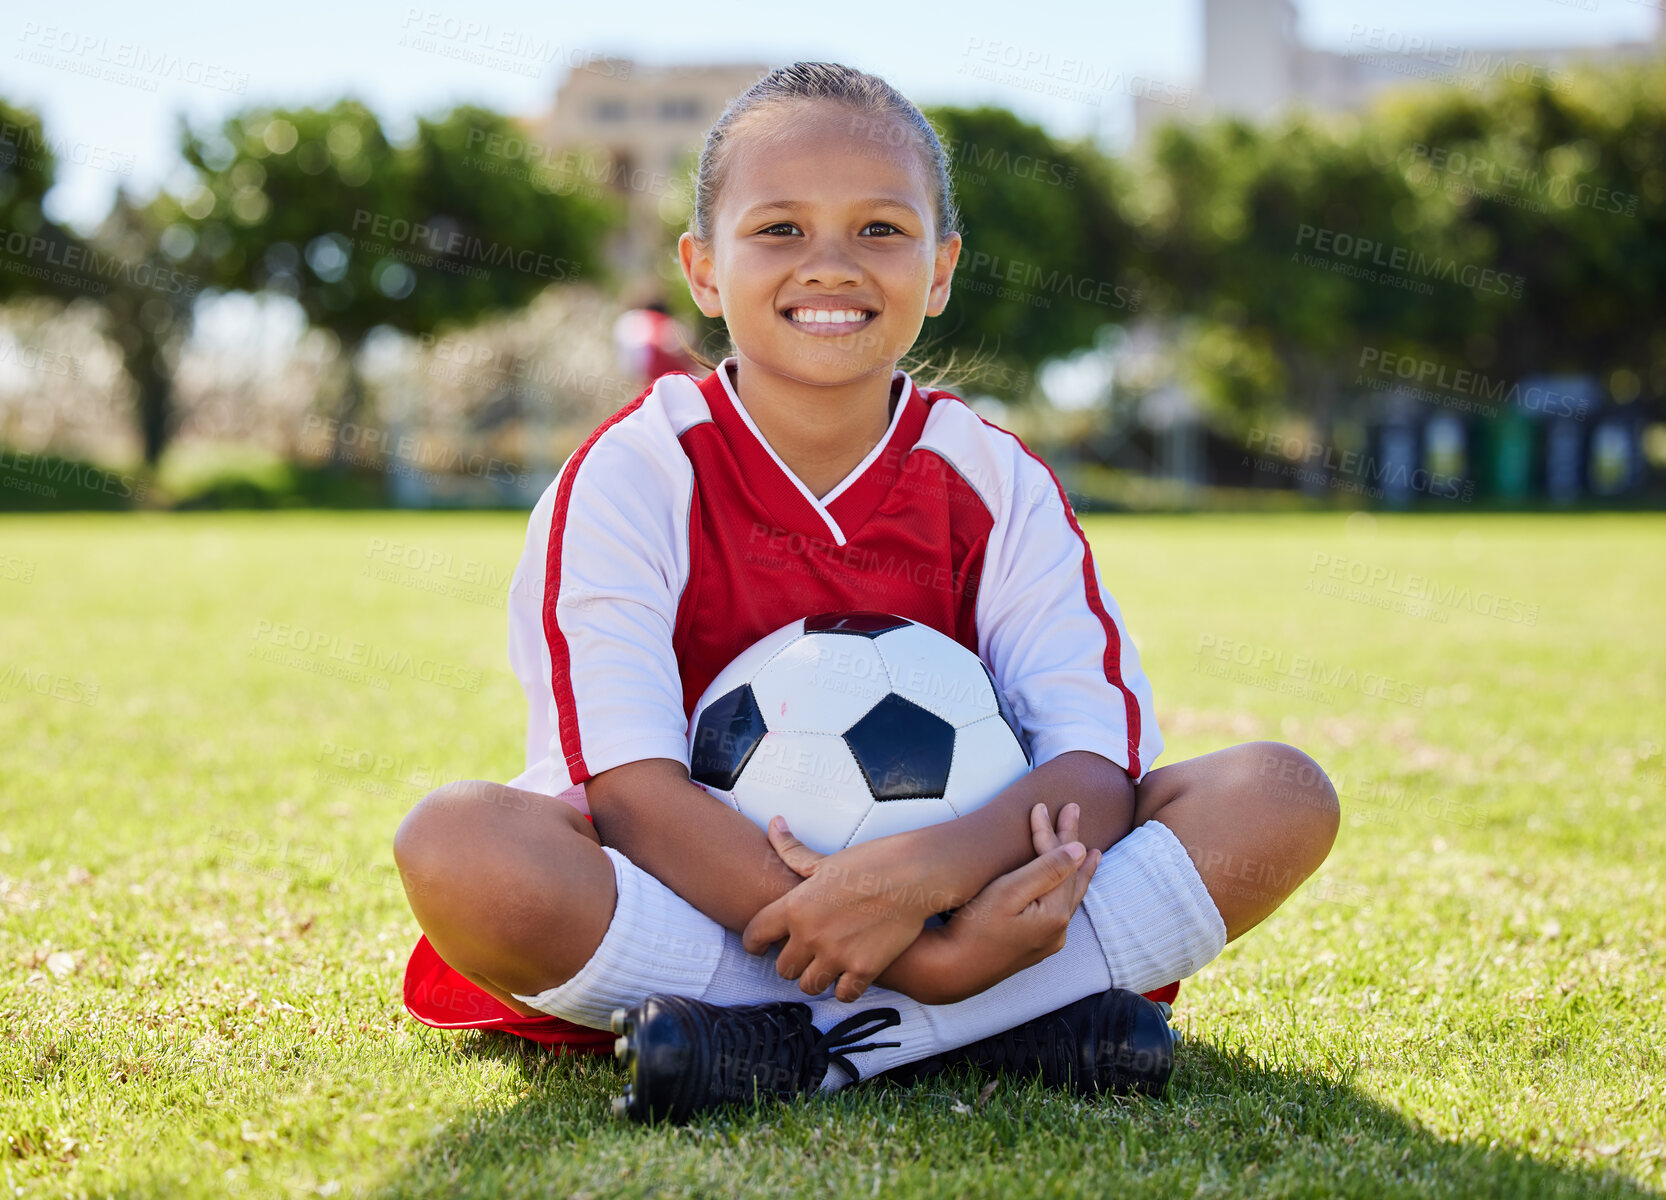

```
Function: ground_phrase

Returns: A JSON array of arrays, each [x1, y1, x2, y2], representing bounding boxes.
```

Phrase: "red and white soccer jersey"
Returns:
[[402, 356, 1168, 1045]]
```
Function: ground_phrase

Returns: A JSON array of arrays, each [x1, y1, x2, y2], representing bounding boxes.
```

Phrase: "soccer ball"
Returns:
[[687, 612, 1032, 855]]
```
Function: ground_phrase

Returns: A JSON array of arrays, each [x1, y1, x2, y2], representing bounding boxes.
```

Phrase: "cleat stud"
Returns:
[[610, 1008, 627, 1035], [615, 1035, 630, 1059], [611, 1095, 629, 1119], [1155, 1001, 1173, 1022]]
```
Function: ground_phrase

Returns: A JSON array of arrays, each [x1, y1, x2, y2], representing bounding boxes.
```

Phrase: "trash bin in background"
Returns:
[[1486, 410, 1534, 504], [1590, 417, 1642, 497], [1379, 423, 1419, 509], [1424, 414, 1467, 502], [1520, 374, 1600, 506]]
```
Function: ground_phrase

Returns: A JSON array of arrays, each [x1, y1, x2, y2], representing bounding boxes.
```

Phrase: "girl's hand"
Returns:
[[742, 817, 964, 1003], [899, 802, 1101, 1006]]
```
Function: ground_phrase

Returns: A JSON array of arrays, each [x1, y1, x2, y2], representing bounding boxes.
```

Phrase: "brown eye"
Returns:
[[864, 222, 900, 236]]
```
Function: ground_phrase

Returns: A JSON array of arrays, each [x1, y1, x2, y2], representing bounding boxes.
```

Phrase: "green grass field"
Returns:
[[2, 512, 1662, 1198]]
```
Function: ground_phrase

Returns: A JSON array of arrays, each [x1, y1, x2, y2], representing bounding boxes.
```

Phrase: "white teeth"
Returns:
[[787, 307, 871, 325]]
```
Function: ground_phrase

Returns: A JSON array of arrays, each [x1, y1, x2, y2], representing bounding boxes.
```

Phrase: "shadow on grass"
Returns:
[[361, 1028, 1652, 1199]]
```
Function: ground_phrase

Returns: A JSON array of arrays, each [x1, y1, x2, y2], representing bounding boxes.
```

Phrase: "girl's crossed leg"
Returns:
[[392, 740, 1339, 1020]]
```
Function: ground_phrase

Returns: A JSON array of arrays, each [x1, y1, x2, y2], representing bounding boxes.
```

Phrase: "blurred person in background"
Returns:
[[613, 292, 698, 389]]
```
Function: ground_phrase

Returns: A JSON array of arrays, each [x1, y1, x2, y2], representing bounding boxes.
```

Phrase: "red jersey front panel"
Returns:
[[670, 364, 991, 715]]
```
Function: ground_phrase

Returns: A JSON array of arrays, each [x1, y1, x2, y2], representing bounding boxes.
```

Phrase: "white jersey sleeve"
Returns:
[[505, 392, 694, 794], [970, 422, 1163, 781]]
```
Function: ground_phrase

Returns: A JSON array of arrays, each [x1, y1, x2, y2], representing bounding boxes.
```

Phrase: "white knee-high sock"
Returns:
[[510, 846, 726, 1028], [1078, 820, 1228, 995], [513, 824, 1226, 1089]]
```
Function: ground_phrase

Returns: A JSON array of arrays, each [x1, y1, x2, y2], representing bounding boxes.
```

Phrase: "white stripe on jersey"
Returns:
[[508, 375, 701, 794], [917, 399, 1163, 778]]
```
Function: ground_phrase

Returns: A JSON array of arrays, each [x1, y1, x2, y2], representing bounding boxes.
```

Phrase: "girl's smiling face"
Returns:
[[680, 101, 961, 388]]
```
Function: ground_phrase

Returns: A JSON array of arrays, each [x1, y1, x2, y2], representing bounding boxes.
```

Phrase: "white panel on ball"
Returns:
[[727, 730, 873, 855], [872, 624, 998, 728], [691, 618, 806, 720], [752, 633, 890, 734], [847, 796, 960, 847], [703, 613, 806, 700], [941, 714, 1032, 817]]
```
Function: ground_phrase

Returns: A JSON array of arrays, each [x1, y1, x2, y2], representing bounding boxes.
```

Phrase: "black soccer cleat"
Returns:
[[608, 994, 903, 1124], [879, 987, 1177, 1098]]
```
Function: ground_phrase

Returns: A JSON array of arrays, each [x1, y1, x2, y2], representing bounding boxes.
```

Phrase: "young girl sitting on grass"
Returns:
[[393, 60, 1339, 1123]]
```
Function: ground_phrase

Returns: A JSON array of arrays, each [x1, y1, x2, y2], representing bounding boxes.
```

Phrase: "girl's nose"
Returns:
[[793, 240, 865, 287]]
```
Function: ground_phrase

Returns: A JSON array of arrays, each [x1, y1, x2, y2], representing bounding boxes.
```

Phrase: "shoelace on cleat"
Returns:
[[968, 1011, 1078, 1088], [704, 1005, 903, 1099], [706, 1005, 804, 1102], [812, 1008, 903, 1084]]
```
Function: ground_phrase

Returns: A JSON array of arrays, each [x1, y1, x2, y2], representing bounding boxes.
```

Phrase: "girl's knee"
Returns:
[[394, 780, 485, 872], [1248, 742, 1340, 848], [395, 781, 590, 865], [394, 781, 481, 909], [393, 780, 600, 909]]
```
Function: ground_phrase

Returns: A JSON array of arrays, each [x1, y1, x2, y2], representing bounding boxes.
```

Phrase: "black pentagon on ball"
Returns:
[[981, 661, 1032, 766], [690, 684, 766, 791], [844, 693, 955, 800], [803, 611, 913, 637]]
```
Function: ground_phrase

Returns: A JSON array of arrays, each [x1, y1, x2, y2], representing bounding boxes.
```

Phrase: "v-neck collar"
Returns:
[[697, 356, 928, 547]]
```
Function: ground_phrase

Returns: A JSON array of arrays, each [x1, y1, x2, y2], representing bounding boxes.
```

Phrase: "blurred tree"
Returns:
[[0, 98, 58, 302], [1, 97, 195, 467], [1125, 57, 1666, 430], [92, 190, 201, 466], [1126, 114, 1471, 432], [918, 106, 1143, 401], [168, 100, 619, 465], [1371, 60, 1666, 402]]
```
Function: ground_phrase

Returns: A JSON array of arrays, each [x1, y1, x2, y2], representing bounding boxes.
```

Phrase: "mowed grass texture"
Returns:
[[1, 511, 1662, 1199]]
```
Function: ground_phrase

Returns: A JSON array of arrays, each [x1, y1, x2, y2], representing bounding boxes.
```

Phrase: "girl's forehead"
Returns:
[[736, 98, 899, 148], [721, 105, 930, 213]]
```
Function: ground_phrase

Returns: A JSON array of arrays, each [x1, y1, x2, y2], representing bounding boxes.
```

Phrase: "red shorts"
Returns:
[[403, 933, 616, 1053], [403, 938, 1181, 1053]]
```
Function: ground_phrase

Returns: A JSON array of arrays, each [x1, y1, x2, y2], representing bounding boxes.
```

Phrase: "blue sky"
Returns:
[[8, 0, 1660, 232]]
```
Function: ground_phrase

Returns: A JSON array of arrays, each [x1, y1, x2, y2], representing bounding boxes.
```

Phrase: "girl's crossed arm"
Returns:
[[590, 749, 1130, 1005], [740, 749, 1131, 1003]]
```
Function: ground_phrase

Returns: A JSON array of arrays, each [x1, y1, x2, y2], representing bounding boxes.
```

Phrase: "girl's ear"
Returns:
[[678, 232, 724, 318], [925, 231, 962, 319]]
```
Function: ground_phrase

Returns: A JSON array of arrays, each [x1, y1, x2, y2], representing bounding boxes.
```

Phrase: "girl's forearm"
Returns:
[[925, 751, 1134, 908], [586, 757, 804, 933]]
